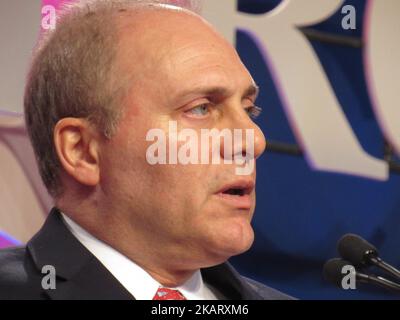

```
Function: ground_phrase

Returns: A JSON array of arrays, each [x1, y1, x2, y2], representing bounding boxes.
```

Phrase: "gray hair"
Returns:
[[24, 0, 202, 198]]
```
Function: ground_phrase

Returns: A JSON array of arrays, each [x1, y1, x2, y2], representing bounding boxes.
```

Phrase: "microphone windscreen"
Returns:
[[337, 233, 377, 266], [323, 258, 353, 287]]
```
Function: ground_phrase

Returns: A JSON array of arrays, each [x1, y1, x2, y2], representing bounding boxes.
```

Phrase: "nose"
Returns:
[[220, 107, 267, 162]]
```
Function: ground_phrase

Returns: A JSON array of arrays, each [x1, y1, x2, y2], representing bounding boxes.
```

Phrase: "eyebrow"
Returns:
[[177, 83, 260, 102]]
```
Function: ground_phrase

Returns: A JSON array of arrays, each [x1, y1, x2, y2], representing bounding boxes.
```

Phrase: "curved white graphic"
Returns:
[[364, 0, 400, 156]]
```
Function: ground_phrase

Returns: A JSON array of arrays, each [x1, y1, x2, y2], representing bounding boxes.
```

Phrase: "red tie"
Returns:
[[153, 287, 187, 300]]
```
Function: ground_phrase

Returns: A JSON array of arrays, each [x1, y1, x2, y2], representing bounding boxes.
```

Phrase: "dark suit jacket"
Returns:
[[0, 208, 291, 300]]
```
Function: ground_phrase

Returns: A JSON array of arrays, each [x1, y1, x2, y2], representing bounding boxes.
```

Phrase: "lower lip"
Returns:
[[216, 193, 253, 209]]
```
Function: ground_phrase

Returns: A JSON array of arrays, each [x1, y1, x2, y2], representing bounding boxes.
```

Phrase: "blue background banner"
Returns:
[[231, 0, 400, 299]]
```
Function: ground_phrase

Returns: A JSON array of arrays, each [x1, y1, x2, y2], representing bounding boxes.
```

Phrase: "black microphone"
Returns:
[[323, 258, 400, 292], [337, 233, 400, 281]]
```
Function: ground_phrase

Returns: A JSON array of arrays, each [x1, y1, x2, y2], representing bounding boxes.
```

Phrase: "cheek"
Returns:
[[103, 115, 216, 210]]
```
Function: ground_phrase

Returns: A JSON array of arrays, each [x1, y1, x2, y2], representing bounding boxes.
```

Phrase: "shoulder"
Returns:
[[0, 246, 28, 281], [242, 276, 295, 300], [0, 246, 44, 299]]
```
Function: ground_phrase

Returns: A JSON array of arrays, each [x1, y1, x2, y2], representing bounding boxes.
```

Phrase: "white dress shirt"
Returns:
[[61, 213, 218, 300]]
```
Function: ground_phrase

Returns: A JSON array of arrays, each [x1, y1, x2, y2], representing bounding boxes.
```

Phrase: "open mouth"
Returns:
[[222, 188, 246, 197], [216, 181, 254, 209], [218, 180, 254, 196], [217, 182, 254, 210]]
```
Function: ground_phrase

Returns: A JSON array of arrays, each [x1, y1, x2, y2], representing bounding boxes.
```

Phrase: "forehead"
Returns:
[[116, 9, 254, 101]]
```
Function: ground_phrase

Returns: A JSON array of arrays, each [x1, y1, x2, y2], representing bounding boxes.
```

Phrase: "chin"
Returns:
[[210, 222, 255, 261]]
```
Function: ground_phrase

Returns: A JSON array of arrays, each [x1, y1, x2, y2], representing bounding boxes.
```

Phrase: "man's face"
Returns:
[[100, 9, 266, 269]]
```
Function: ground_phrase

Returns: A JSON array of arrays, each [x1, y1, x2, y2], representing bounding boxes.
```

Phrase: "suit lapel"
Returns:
[[201, 262, 263, 300], [27, 208, 133, 300], [46, 255, 134, 300]]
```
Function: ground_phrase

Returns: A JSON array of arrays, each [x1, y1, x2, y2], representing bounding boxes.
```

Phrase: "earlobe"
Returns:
[[54, 118, 101, 187]]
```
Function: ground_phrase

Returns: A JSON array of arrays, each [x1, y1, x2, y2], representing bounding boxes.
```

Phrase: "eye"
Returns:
[[245, 105, 262, 119], [185, 104, 211, 118]]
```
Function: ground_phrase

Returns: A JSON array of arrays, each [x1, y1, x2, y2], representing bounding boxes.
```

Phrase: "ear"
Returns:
[[54, 118, 101, 187]]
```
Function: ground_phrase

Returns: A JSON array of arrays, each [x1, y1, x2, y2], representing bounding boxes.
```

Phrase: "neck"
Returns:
[[57, 203, 201, 288], [141, 266, 197, 287]]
